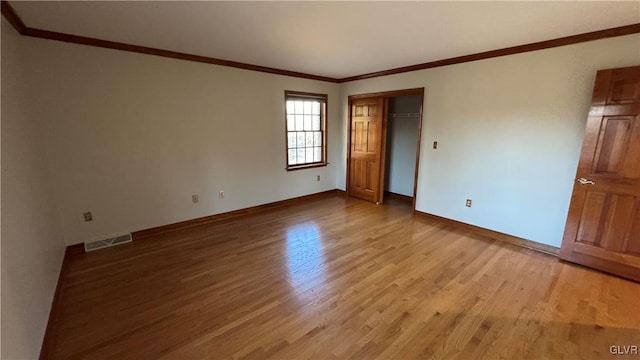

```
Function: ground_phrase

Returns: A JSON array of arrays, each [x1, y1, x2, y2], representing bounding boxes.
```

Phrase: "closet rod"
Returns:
[[389, 112, 420, 118]]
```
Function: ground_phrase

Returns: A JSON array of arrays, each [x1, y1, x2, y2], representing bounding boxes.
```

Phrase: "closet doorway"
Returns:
[[346, 88, 424, 208]]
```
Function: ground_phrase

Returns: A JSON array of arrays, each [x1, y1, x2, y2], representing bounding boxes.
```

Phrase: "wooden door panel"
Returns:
[[577, 192, 639, 252], [348, 97, 385, 203], [350, 161, 358, 188], [349, 159, 377, 200], [623, 116, 640, 178], [575, 191, 606, 245], [367, 123, 377, 152], [599, 194, 636, 252], [353, 122, 363, 152], [350, 159, 379, 192], [561, 66, 640, 282], [366, 161, 376, 191], [609, 70, 640, 104], [610, 82, 639, 103], [352, 123, 379, 154], [594, 117, 632, 174]]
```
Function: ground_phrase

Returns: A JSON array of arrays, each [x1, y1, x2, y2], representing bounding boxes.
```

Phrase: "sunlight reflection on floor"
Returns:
[[285, 223, 327, 300]]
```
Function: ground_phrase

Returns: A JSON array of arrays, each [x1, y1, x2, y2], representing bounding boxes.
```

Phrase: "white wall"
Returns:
[[3, 11, 638, 358], [339, 34, 640, 247], [385, 96, 420, 197], [1, 19, 67, 359], [15, 33, 340, 246]]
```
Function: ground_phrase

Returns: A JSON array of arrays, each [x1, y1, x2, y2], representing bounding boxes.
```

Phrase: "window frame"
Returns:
[[284, 90, 328, 171]]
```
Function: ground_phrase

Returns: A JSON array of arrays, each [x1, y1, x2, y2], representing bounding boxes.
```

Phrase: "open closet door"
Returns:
[[348, 97, 386, 203], [560, 66, 640, 282]]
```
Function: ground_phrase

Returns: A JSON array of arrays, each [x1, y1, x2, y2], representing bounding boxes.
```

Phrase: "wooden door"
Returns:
[[349, 97, 386, 203], [560, 65, 640, 282]]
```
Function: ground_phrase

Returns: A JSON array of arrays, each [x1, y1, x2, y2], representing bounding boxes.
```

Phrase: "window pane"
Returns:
[[288, 149, 297, 165], [287, 115, 295, 131], [288, 132, 296, 148], [297, 148, 306, 164], [295, 115, 303, 131], [285, 94, 327, 168], [312, 102, 320, 115], [304, 115, 312, 131], [306, 148, 314, 163], [314, 131, 322, 146]]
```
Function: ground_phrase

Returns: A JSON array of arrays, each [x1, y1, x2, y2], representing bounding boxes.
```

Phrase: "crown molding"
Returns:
[[340, 23, 640, 82], [2, 1, 639, 84], [0, 1, 339, 83], [1, 0, 24, 33]]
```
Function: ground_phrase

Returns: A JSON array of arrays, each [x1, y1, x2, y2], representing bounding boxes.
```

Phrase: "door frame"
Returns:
[[346, 87, 425, 210]]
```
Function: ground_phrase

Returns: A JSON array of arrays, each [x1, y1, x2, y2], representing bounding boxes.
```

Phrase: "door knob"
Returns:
[[577, 178, 596, 185]]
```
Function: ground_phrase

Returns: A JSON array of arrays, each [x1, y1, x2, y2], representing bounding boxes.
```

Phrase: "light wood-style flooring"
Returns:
[[49, 193, 640, 359]]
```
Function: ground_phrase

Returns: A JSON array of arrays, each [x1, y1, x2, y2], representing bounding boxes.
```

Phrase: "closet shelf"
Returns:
[[389, 112, 420, 118]]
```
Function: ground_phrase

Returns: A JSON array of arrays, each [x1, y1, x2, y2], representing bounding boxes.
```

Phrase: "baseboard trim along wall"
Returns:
[[39, 189, 347, 355], [414, 210, 561, 257], [39, 244, 84, 360], [40, 190, 560, 355], [132, 189, 346, 240]]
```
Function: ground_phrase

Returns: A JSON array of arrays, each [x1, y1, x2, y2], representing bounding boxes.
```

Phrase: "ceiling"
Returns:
[[9, 1, 640, 79]]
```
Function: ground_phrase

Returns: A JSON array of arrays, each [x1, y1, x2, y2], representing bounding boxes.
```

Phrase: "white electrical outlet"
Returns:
[[219, 190, 225, 199], [466, 199, 472, 207]]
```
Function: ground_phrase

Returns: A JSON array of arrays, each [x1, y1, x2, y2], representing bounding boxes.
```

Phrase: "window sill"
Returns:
[[286, 163, 328, 172]]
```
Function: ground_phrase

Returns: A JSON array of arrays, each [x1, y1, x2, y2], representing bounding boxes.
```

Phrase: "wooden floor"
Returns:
[[49, 193, 640, 359]]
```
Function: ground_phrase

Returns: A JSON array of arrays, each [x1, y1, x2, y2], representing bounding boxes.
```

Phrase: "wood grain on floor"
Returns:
[[48, 194, 640, 359]]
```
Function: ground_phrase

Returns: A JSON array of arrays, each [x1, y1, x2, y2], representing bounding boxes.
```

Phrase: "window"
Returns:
[[285, 91, 327, 170]]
